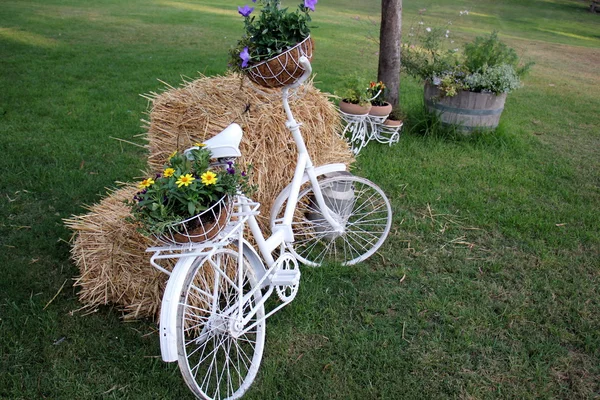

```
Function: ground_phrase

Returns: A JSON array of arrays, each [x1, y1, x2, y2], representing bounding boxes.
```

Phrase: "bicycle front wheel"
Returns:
[[276, 174, 392, 266], [176, 248, 265, 400]]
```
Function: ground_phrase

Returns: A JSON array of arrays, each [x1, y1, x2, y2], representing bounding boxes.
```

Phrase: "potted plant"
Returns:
[[128, 146, 253, 244], [228, 0, 318, 88], [336, 75, 372, 115], [367, 81, 393, 117], [402, 20, 533, 131], [384, 106, 405, 127]]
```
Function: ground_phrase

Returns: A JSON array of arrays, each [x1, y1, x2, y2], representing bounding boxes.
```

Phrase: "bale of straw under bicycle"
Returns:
[[139, 57, 393, 400]]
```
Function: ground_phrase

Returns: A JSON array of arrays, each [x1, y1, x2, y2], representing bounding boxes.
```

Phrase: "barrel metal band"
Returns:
[[439, 123, 495, 131], [425, 99, 505, 116]]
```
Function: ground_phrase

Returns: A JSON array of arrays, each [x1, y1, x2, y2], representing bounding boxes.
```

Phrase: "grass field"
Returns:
[[1, 0, 599, 398]]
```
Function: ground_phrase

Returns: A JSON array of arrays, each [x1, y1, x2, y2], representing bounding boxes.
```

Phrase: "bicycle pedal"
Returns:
[[270, 269, 301, 286]]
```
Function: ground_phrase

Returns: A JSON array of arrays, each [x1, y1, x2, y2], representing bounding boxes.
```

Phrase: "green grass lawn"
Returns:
[[1, 0, 599, 398]]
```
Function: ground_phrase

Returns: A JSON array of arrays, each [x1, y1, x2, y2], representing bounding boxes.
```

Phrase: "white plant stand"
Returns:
[[339, 110, 374, 155], [368, 115, 403, 146], [339, 110, 402, 154]]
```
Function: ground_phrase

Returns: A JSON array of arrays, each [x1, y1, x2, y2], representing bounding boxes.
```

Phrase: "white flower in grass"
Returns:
[[426, 27, 431, 32]]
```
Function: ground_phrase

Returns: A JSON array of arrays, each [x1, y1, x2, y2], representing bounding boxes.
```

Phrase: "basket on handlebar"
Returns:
[[245, 35, 314, 88], [156, 195, 233, 245]]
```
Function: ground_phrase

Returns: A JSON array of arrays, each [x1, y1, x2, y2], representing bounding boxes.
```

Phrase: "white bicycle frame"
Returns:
[[250, 57, 346, 266], [150, 56, 348, 362], [219, 56, 349, 332]]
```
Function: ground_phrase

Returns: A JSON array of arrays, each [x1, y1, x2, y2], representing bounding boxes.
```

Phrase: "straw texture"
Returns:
[[66, 73, 354, 320]]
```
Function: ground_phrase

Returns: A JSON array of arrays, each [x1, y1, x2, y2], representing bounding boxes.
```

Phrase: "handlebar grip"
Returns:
[[285, 56, 312, 90]]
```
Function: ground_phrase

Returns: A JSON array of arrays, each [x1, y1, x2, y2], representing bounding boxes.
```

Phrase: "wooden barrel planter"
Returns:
[[423, 82, 507, 132]]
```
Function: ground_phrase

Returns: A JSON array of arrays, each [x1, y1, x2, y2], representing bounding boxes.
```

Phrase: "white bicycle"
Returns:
[[148, 58, 392, 399]]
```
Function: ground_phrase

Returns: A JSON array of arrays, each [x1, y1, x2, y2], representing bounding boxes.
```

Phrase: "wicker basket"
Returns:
[[245, 35, 314, 88], [156, 196, 232, 245]]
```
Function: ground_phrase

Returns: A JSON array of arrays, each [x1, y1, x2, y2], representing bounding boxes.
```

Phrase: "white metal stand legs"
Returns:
[[339, 111, 403, 154]]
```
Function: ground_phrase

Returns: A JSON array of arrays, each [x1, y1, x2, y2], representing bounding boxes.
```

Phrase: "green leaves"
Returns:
[[401, 25, 532, 96], [463, 64, 522, 94], [336, 74, 371, 106]]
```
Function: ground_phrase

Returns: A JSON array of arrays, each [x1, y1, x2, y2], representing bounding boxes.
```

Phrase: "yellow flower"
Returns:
[[138, 178, 155, 189], [163, 168, 175, 177], [176, 174, 195, 188], [168, 150, 177, 160], [194, 142, 206, 147], [201, 171, 218, 185]]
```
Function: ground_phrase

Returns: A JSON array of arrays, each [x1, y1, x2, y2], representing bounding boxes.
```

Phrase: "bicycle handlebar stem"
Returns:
[[281, 56, 312, 156]]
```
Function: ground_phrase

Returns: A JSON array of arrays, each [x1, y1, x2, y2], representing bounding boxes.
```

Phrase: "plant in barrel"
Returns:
[[401, 11, 533, 131], [229, 0, 317, 87]]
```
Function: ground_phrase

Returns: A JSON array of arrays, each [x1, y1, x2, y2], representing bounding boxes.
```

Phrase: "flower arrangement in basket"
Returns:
[[128, 146, 253, 245], [228, 0, 317, 87]]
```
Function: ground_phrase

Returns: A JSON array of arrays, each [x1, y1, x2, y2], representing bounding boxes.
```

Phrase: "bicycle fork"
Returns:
[[225, 229, 301, 338]]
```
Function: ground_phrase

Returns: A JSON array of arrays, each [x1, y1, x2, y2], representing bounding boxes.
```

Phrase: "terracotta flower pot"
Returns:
[[339, 100, 372, 115], [383, 119, 403, 127], [369, 102, 393, 117]]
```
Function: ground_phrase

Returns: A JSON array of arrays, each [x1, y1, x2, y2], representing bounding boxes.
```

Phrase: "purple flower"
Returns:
[[240, 46, 250, 68], [241, 171, 247, 177], [238, 5, 254, 17], [304, 0, 317, 11], [226, 161, 235, 174]]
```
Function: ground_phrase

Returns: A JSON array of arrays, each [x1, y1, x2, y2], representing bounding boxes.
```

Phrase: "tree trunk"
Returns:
[[378, 0, 402, 107]]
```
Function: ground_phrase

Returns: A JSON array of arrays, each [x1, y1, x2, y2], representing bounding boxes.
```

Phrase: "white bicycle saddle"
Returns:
[[186, 123, 243, 159]]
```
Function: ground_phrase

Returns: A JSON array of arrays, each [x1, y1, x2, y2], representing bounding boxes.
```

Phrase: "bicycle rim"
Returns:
[[283, 175, 392, 266], [176, 248, 265, 400]]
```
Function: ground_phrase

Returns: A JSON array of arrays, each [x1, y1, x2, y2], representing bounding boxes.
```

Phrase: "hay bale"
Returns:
[[145, 73, 354, 226], [64, 185, 169, 320], [66, 73, 354, 320]]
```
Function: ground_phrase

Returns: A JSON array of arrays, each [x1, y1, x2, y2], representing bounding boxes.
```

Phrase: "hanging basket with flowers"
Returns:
[[128, 145, 254, 245], [229, 0, 317, 88]]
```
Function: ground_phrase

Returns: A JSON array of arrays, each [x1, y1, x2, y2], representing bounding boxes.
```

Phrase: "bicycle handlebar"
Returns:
[[284, 56, 312, 91]]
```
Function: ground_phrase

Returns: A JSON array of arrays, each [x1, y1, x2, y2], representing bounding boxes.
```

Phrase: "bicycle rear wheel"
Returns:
[[176, 248, 265, 400], [275, 174, 392, 266]]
